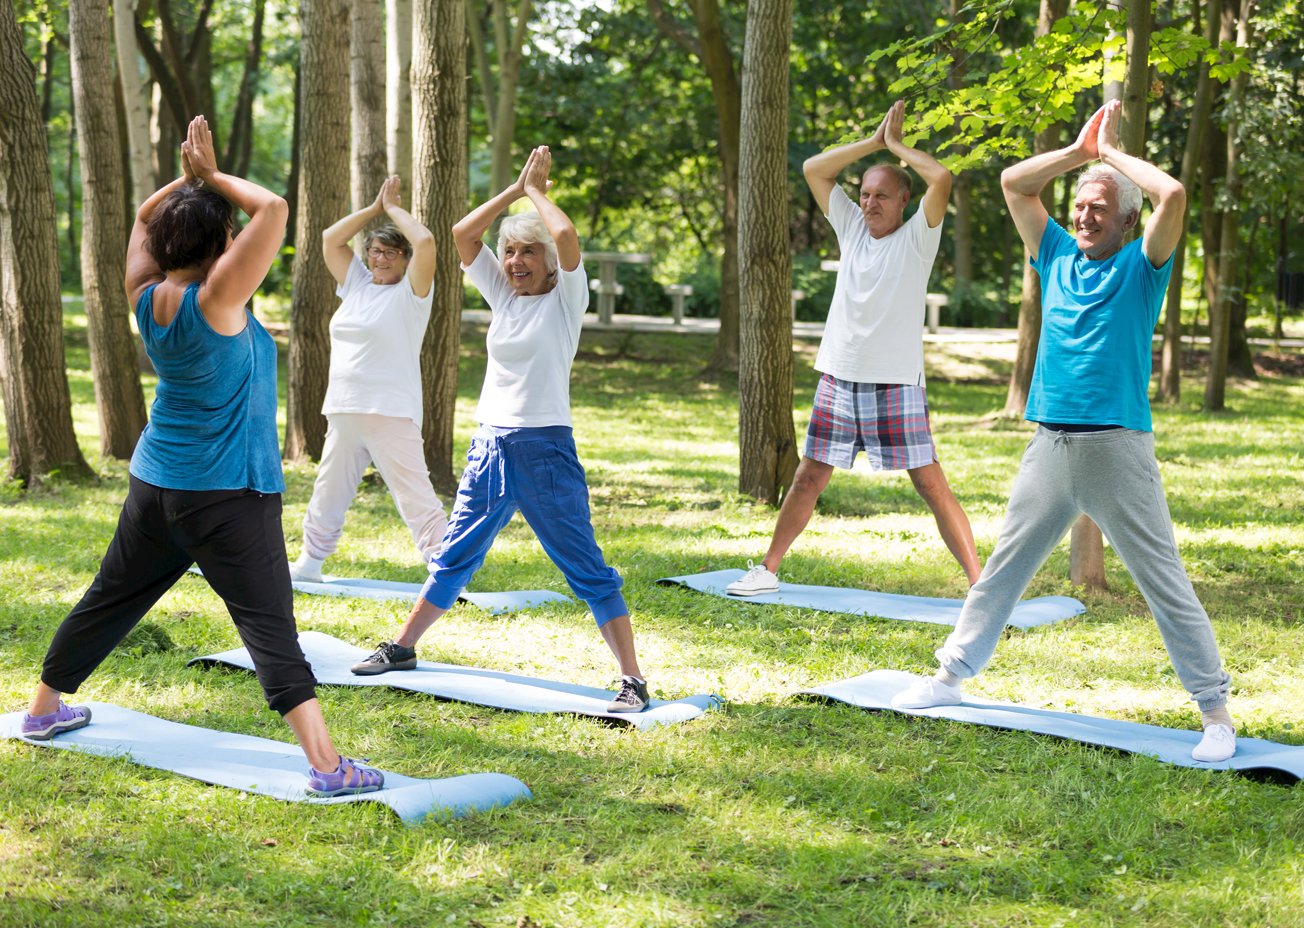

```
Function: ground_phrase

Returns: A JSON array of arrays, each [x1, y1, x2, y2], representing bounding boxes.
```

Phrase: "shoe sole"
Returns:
[[726, 587, 778, 597], [23, 710, 91, 741], [349, 660, 418, 675], [305, 784, 384, 798], [606, 703, 649, 713]]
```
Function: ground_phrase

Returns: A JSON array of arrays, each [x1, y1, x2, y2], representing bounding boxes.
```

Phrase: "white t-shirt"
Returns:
[[321, 257, 433, 426], [813, 185, 944, 386], [465, 244, 588, 428]]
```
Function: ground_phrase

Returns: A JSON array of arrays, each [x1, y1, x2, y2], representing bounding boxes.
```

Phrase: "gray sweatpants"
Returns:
[[936, 427, 1231, 711]]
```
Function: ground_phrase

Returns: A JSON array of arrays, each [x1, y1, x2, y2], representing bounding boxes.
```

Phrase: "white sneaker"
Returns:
[[725, 561, 779, 596], [289, 553, 324, 583], [891, 676, 963, 710], [1191, 724, 1236, 762]]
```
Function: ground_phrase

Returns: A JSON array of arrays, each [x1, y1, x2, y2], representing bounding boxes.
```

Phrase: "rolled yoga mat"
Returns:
[[192, 631, 723, 732], [1, 703, 531, 823], [186, 565, 571, 614], [659, 569, 1084, 630], [801, 669, 1304, 780]]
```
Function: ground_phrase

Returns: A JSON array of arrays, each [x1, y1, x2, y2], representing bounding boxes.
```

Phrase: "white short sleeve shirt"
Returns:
[[322, 257, 434, 426], [813, 185, 944, 386], [464, 244, 588, 428]]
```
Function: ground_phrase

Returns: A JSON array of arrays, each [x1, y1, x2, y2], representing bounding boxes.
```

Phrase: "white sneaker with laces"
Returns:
[[891, 676, 963, 710], [725, 561, 779, 596], [289, 552, 324, 583], [1191, 723, 1236, 762]]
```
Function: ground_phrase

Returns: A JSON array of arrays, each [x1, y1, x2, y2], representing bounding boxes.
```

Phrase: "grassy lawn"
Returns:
[[1, 307, 1301, 927]]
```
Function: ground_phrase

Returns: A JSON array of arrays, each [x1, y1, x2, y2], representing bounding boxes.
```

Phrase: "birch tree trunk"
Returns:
[[113, 0, 154, 209], [737, 0, 796, 503], [412, 0, 467, 494], [0, 1, 92, 484], [286, 0, 351, 461], [70, 0, 148, 460], [386, 0, 413, 186]]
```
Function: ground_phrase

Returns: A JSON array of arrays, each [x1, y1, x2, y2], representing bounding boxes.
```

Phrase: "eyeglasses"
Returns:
[[367, 247, 404, 260]]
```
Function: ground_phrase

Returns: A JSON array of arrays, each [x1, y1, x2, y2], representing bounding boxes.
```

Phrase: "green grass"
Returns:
[[2, 309, 1302, 927]]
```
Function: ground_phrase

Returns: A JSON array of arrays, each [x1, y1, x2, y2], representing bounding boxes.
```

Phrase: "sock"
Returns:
[[1201, 707, 1234, 730], [934, 669, 961, 688], [623, 675, 645, 685]]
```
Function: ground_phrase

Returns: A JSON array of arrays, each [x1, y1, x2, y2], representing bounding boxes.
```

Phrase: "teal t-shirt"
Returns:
[[1025, 219, 1174, 432], [130, 281, 285, 493]]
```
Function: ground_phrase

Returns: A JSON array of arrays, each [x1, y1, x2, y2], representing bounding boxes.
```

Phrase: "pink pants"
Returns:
[[301, 413, 448, 562]]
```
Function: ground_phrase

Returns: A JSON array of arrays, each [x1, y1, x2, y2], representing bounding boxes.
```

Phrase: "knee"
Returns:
[[909, 464, 951, 501], [791, 460, 833, 497]]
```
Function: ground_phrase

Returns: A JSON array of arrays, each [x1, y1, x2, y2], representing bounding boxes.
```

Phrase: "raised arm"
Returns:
[[452, 152, 531, 266], [322, 191, 385, 285], [802, 114, 887, 216], [124, 174, 191, 302], [377, 177, 435, 297], [184, 117, 288, 334], [520, 146, 580, 272], [1001, 104, 1105, 260], [882, 100, 951, 228], [1095, 101, 1186, 267]]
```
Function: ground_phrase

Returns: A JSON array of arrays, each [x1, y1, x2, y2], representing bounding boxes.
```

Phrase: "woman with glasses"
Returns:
[[290, 177, 448, 582]]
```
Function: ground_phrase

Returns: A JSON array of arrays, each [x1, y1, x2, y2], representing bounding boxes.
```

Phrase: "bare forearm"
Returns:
[[1098, 143, 1183, 203], [803, 137, 884, 182], [383, 204, 433, 250], [524, 188, 577, 250], [204, 171, 284, 220], [1001, 145, 1091, 198], [454, 185, 523, 249], [324, 203, 384, 249], [135, 176, 191, 223], [886, 140, 948, 189]]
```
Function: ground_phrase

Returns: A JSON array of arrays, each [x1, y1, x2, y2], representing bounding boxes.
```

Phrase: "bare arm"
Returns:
[[802, 116, 887, 216], [124, 174, 191, 302], [882, 100, 951, 228], [181, 117, 287, 334], [322, 197, 384, 285], [378, 178, 435, 298], [451, 151, 532, 266], [520, 146, 580, 272], [1095, 102, 1186, 267]]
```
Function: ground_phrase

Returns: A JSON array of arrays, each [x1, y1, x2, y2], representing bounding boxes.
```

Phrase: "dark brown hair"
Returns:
[[145, 185, 235, 272]]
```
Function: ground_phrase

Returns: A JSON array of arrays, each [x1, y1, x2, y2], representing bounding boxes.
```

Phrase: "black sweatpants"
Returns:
[[41, 475, 318, 715]]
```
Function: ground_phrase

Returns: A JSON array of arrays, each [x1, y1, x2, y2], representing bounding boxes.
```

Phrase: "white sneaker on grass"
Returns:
[[725, 561, 779, 596], [289, 552, 324, 583], [1191, 724, 1236, 762], [891, 676, 963, 710]]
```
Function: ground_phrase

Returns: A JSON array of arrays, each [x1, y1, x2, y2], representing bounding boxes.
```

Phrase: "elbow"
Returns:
[[264, 196, 290, 231], [1163, 181, 1187, 213]]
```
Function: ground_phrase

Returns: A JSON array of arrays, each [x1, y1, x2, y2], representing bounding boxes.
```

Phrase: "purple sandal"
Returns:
[[22, 702, 92, 741], [306, 757, 385, 797]]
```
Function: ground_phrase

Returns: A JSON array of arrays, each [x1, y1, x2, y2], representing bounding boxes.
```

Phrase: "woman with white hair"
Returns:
[[349, 146, 652, 712]]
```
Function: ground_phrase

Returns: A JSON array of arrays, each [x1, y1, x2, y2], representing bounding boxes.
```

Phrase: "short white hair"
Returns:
[[1077, 165, 1142, 219], [497, 211, 558, 275]]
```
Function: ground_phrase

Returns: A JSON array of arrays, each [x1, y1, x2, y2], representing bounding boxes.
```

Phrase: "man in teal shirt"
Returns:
[[892, 100, 1237, 764]]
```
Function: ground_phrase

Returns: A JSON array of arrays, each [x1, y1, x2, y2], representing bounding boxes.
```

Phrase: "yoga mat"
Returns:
[[1, 703, 531, 823], [186, 566, 571, 615], [659, 569, 1084, 630], [192, 631, 722, 732], [802, 670, 1304, 780]]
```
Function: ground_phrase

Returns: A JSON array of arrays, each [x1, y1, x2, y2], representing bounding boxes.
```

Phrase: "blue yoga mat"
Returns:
[[659, 569, 1084, 629], [1, 703, 530, 823], [186, 566, 571, 615], [192, 631, 723, 732], [802, 670, 1304, 780]]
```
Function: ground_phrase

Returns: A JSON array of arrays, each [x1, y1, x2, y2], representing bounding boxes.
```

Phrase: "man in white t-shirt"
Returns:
[[728, 100, 981, 596]]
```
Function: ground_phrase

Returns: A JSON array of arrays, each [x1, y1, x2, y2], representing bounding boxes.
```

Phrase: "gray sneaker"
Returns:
[[607, 676, 650, 712], [350, 641, 418, 675]]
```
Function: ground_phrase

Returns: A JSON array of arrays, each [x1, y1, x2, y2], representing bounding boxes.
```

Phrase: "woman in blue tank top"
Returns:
[[20, 116, 382, 798]]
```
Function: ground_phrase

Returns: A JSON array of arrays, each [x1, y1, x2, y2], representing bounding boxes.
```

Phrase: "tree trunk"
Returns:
[[352, 0, 389, 215], [70, 0, 148, 460], [949, 0, 972, 291], [386, 0, 413, 186], [113, 0, 154, 209], [487, 0, 533, 197], [737, 0, 796, 504], [0, 1, 92, 484], [1069, 515, 1107, 589], [224, 0, 267, 179], [1003, 0, 1067, 416], [412, 0, 467, 495], [1158, 0, 1221, 403], [1204, 0, 1256, 412], [286, 0, 352, 462]]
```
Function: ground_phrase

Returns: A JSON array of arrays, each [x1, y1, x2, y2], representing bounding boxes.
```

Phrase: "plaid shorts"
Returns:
[[804, 373, 938, 471]]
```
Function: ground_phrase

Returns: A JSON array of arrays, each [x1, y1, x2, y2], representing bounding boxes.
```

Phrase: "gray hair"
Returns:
[[864, 162, 912, 197], [1076, 165, 1142, 219], [497, 211, 558, 275], [364, 224, 412, 258]]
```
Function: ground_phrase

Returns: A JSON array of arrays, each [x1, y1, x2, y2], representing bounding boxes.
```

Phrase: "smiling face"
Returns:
[[501, 240, 554, 295], [859, 166, 910, 239], [366, 244, 409, 285], [1072, 180, 1136, 260]]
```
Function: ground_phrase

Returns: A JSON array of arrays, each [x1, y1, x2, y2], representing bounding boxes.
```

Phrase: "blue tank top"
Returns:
[[129, 282, 285, 492]]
